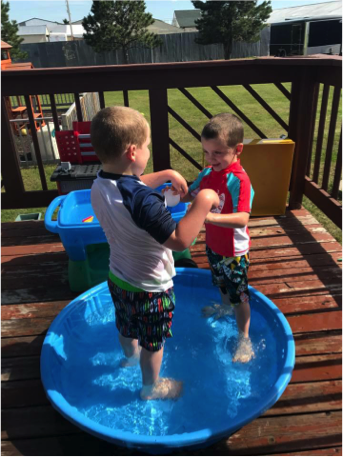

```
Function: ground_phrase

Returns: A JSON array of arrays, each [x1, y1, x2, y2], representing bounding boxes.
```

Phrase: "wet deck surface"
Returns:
[[2, 208, 342, 456]]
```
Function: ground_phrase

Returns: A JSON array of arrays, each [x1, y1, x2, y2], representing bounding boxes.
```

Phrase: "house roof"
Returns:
[[173, 10, 200, 28], [1, 40, 12, 49], [267, 1, 342, 23], [148, 19, 184, 34], [18, 17, 63, 26], [16, 17, 181, 39], [172, 3, 341, 28]]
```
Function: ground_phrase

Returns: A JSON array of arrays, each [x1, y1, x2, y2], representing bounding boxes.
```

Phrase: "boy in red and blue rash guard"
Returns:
[[183, 113, 255, 363]]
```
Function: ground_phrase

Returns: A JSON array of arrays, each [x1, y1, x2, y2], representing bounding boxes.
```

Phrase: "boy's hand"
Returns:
[[205, 211, 250, 228], [205, 212, 215, 224], [205, 212, 222, 224], [169, 171, 188, 198]]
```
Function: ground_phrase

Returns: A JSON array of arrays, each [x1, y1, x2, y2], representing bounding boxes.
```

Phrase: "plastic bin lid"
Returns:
[[58, 190, 99, 228], [51, 164, 102, 182], [57, 187, 188, 228]]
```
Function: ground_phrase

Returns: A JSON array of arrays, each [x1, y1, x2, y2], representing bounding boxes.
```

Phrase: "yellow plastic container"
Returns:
[[240, 139, 295, 216]]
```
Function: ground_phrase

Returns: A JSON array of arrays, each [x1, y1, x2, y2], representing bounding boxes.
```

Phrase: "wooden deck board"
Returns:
[[1, 209, 342, 456], [1, 412, 341, 455], [0, 381, 343, 440]]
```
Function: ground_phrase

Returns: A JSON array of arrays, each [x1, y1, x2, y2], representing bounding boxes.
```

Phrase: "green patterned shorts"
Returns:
[[206, 246, 250, 306]]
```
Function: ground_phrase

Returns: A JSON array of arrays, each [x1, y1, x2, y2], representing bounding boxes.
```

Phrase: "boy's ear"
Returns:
[[126, 144, 136, 162], [236, 143, 243, 155]]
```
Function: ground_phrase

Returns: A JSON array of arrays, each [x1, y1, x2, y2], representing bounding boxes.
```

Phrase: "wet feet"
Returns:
[[232, 335, 255, 363], [140, 378, 183, 401]]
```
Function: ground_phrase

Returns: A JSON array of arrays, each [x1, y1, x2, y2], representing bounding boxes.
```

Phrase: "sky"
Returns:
[[6, 0, 339, 25]]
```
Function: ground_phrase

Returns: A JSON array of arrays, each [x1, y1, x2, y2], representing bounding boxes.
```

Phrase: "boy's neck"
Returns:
[[102, 162, 135, 176]]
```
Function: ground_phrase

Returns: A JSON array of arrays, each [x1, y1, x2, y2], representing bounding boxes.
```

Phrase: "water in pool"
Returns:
[[46, 277, 284, 438]]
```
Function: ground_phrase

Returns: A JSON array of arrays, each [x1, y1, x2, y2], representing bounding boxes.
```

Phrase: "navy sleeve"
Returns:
[[118, 179, 176, 244]]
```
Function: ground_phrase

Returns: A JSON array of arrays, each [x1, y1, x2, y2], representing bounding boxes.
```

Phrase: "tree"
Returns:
[[82, 0, 162, 64], [1, 1, 27, 60], [63, 19, 69, 25], [192, 1, 272, 60]]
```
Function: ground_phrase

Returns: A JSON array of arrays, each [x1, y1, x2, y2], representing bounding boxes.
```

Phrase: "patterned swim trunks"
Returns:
[[206, 246, 250, 306], [108, 278, 175, 352]]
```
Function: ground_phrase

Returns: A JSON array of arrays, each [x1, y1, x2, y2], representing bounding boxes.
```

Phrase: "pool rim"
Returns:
[[40, 268, 295, 450]]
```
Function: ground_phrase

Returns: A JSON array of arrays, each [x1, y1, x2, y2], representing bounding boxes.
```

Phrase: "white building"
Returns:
[[17, 17, 183, 44], [268, 1, 342, 56], [18, 18, 84, 42], [17, 25, 50, 44], [267, 1, 341, 23]]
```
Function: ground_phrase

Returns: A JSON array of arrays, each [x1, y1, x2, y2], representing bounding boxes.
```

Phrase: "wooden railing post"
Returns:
[[149, 89, 171, 171], [1, 97, 25, 207], [288, 68, 319, 209]]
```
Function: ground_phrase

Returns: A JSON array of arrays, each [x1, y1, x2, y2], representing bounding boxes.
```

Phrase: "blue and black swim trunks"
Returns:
[[108, 272, 175, 352], [206, 246, 250, 306]]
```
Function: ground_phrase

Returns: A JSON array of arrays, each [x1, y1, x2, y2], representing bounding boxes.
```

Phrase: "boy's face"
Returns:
[[132, 131, 151, 176], [202, 136, 242, 172]]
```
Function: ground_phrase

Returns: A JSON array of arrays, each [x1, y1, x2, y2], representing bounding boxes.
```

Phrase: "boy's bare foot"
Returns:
[[140, 378, 183, 401], [202, 303, 234, 319], [232, 335, 255, 363]]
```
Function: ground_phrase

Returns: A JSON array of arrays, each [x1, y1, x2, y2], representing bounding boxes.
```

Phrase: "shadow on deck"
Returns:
[[1, 207, 342, 456]]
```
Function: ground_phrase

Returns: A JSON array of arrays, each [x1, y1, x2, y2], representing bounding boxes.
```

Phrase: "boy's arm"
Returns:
[[208, 172, 253, 229], [205, 212, 250, 229], [164, 189, 219, 251], [180, 167, 209, 203], [180, 191, 194, 203], [140, 170, 188, 197]]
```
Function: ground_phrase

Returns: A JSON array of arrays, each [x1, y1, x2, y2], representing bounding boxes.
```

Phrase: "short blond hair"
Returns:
[[91, 106, 149, 163], [201, 113, 244, 148]]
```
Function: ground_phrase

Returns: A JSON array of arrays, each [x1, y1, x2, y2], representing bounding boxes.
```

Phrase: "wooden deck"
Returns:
[[2, 207, 342, 456]]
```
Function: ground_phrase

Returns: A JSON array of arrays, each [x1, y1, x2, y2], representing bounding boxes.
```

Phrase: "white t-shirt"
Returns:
[[91, 171, 176, 292]]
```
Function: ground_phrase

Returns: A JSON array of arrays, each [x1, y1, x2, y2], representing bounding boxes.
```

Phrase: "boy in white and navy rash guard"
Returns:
[[90, 106, 219, 400], [182, 113, 255, 363], [92, 173, 176, 292]]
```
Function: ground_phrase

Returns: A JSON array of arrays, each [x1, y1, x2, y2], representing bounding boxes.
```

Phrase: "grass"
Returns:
[[2, 165, 58, 222], [103, 84, 292, 181], [2, 84, 341, 244]]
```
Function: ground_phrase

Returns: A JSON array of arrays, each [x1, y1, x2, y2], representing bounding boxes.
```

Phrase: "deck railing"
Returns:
[[2, 57, 342, 227]]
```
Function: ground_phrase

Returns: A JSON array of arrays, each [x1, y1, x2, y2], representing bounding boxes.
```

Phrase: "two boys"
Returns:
[[90, 106, 254, 401]]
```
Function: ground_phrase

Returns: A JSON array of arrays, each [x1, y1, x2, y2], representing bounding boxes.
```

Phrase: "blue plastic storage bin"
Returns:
[[45, 187, 189, 262]]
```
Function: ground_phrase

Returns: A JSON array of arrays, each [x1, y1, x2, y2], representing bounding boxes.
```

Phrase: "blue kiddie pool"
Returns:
[[41, 268, 295, 453]]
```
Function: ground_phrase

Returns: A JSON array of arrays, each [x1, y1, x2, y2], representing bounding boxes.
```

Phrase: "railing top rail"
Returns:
[[2, 56, 341, 96], [3, 55, 342, 77]]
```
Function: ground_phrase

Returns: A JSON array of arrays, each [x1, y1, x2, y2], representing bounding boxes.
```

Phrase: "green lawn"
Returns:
[[2, 84, 341, 243]]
